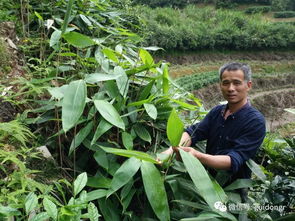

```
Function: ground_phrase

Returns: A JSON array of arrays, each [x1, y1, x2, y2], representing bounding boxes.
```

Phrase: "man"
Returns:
[[162, 62, 266, 190]]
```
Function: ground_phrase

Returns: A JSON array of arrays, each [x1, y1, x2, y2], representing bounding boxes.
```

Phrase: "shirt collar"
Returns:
[[221, 100, 251, 118]]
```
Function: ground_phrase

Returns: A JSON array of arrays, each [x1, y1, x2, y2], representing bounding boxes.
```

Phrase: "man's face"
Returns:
[[220, 70, 252, 105]]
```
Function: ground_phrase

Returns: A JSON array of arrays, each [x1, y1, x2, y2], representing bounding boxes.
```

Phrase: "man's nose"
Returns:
[[228, 83, 235, 91]]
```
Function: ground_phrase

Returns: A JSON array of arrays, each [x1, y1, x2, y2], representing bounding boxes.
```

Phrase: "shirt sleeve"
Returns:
[[222, 117, 266, 174], [185, 107, 217, 146]]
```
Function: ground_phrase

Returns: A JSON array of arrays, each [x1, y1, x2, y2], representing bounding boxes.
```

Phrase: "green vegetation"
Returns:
[[139, 6, 295, 51], [244, 6, 271, 14], [0, 0, 294, 220], [274, 11, 295, 18]]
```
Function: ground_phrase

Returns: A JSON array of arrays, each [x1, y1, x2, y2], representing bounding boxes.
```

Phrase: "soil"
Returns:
[[0, 22, 24, 122]]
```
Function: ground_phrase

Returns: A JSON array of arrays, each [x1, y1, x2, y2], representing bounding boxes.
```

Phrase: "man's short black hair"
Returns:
[[219, 62, 252, 82]]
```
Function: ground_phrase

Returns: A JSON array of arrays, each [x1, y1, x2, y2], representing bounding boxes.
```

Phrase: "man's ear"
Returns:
[[247, 81, 252, 89]]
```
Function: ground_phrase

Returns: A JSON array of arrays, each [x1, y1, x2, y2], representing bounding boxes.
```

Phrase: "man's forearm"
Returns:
[[197, 152, 231, 170]]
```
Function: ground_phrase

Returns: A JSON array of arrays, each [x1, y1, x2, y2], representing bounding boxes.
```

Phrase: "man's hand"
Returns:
[[178, 146, 201, 159]]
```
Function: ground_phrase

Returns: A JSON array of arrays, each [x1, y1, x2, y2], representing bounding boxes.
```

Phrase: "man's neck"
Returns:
[[227, 99, 248, 114]]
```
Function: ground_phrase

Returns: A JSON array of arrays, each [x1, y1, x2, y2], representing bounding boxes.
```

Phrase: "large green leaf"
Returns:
[[86, 189, 107, 201], [63, 31, 95, 48], [50, 30, 61, 49], [139, 48, 154, 66], [94, 100, 125, 130], [85, 73, 119, 84], [29, 212, 50, 221], [224, 179, 253, 191], [88, 202, 100, 221], [162, 63, 169, 94], [107, 157, 141, 196], [99, 146, 158, 164], [91, 119, 112, 145], [69, 121, 93, 155], [179, 149, 221, 209], [74, 172, 88, 197], [114, 66, 129, 98], [25, 192, 38, 215], [62, 80, 87, 132], [133, 124, 151, 143], [102, 48, 119, 63], [138, 80, 155, 101], [246, 159, 267, 181], [167, 109, 184, 147], [144, 103, 157, 120], [141, 161, 170, 221], [122, 132, 133, 150], [43, 198, 58, 220]]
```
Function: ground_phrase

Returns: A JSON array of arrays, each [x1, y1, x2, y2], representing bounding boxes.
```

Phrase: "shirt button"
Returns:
[[219, 136, 222, 138]]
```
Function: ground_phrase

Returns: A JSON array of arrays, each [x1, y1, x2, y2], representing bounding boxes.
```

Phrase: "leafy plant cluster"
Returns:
[[1, 0, 295, 220], [175, 71, 219, 91], [247, 135, 295, 219], [274, 11, 295, 18], [139, 6, 295, 51], [244, 6, 271, 14]]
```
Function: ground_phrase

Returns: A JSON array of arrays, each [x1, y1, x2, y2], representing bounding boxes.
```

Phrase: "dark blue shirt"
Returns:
[[185, 102, 266, 182]]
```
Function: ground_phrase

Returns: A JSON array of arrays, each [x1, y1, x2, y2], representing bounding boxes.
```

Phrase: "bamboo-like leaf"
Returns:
[[162, 63, 169, 94], [102, 48, 119, 63], [43, 198, 58, 220], [108, 157, 141, 196], [139, 80, 155, 101], [94, 149, 109, 171], [85, 73, 119, 84], [88, 202, 100, 221], [69, 121, 93, 155], [50, 30, 61, 49], [61, 0, 75, 34], [29, 212, 50, 221], [144, 103, 157, 120], [170, 99, 198, 111], [246, 159, 267, 181], [133, 124, 151, 143], [224, 179, 253, 191], [179, 149, 221, 209], [91, 119, 112, 145], [25, 192, 38, 215], [94, 100, 125, 130], [139, 48, 154, 66], [114, 66, 129, 98], [167, 109, 184, 147], [86, 189, 107, 201], [62, 80, 87, 132], [74, 172, 88, 197], [99, 146, 158, 164], [122, 132, 133, 150], [141, 161, 170, 221], [63, 31, 95, 48]]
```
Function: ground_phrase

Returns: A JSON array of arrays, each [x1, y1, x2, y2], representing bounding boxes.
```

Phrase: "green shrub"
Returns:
[[244, 6, 271, 14], [141, 5, 295, 50], [274, 11, 295, 18], [215, 0, 237, 9]]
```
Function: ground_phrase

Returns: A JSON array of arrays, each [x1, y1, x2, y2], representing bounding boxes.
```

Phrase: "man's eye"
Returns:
[[233, 81, 242, 85], [222, 82, 229, 85]]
